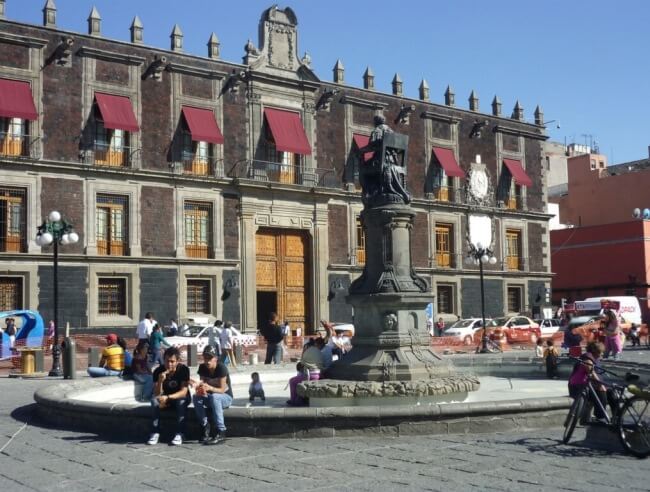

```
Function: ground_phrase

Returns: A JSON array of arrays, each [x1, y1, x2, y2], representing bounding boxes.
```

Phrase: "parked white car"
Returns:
[[166, 323, 257, 353], [535, 318, 561, 338], [444, 318, 491, 345]]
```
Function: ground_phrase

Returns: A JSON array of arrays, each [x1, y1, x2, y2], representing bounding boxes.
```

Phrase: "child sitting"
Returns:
[[535, 338, 544, 358], [543, 339, 559, 379], [248, 372, 265, 402]]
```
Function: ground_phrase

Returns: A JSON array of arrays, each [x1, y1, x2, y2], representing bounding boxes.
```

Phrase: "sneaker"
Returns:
[[207, 431, 226, 445], [200, 425, 210, 443], [171, 433, 183, 446], [146, 433, 159, 445]]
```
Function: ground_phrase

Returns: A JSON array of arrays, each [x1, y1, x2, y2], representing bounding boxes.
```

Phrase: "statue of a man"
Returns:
[[358, 115, 410, 205]]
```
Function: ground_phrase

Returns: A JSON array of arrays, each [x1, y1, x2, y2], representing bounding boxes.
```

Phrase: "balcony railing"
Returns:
[[0, 132, 31, 158], [500, 194, 526, 210], [181, 154, 223, 177], [432, 252, 461, 269], [93, 142, 136, 168], [430, 186, 465, 203], [228, 159, 338, 188]]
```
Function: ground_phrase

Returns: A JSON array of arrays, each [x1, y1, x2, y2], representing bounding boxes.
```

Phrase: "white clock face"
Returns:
[[470, 169, 488, 199]]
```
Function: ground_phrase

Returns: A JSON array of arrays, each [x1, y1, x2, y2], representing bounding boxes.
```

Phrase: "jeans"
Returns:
[[265, 343, 283, 364], [148, 348, 164, 367], [87, 367, 121, 377], [133, 373, 153, 401], [151, 394, 190, 435], [193, 392, 232, 432]]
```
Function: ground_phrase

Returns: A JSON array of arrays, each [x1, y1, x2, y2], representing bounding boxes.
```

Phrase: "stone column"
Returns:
[[240, 211, 258, 332]]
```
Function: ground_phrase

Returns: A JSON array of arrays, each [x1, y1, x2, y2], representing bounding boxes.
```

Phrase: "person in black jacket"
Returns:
[[261, 312, 284, 364]]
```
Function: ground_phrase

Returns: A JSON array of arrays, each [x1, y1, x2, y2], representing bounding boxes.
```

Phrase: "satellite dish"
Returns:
[[633, 208, 641, 219], [643, 208, 650, 220]]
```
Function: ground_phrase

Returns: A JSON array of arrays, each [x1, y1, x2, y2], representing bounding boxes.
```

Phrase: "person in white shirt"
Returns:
[[136, 312, 155, 341], [219, 321, 237, 368]]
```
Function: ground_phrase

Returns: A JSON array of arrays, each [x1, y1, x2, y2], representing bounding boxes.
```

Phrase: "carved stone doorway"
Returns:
[[255, 228, 311, 334]]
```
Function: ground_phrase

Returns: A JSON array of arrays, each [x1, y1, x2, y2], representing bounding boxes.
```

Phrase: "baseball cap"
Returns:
[[106, 333, 118, 344], [202, 345, 216, 358]]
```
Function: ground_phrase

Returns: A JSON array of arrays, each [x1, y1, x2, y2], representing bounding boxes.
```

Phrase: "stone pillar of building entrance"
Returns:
[[240, 211, 257, 333]]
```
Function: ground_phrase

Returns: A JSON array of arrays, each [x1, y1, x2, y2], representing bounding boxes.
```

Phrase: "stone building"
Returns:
[[0, 3, 552, 333]]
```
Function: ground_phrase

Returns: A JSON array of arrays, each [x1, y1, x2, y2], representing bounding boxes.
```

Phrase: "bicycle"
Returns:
[[563, 356, 650, 458]]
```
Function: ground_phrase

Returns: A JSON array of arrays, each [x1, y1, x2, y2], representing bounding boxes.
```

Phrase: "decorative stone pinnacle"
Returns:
[[419, 79, 429, 101], [333, 59, 344, 83], [492, 95, 502, 116], [534, 105, 544, 125], [88, 6, 101, 36], [43, 0, 57, 27], [0, 1, 5, 20], [208, 32, 220, 59], [301, 51, 311, 67], [170, 24, 183, 52], [392, 73, 403, 96], [512, 100, 524, 120], [363, 66, 374, 90], [469, 90, 479, 111], [130, 16, 143, 44], [445, 85, 455, 106]]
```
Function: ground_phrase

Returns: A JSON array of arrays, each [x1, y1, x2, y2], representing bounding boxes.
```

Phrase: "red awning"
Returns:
[[182, 106, 224, 144], [264, 107, 311, 155], [432, 147, 465, 178], [0, 78, 38, 120], [352, 133, 374, 162], [503, 158, 532, 187], [94, 92, 139, 132]]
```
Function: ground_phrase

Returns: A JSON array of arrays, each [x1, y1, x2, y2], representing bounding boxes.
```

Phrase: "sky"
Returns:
[[6, 0, 650, 164]]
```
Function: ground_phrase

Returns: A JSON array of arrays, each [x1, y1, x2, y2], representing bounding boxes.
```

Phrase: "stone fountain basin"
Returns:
[[33, 356, 581, 439]]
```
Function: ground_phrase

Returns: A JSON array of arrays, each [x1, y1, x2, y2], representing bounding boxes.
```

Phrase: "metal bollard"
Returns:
[[63, 337, 76, 379], [186, 344, 198, 367], [235, 344, 243, 364], [88, 346, 101, 367]]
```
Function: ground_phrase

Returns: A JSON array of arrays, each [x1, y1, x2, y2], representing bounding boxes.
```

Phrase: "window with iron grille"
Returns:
[[505, 229, 521, 271], [98, 277, 126, 316], [184, 201, 213, 259], [96, 194, 129, 256], [356, 216, 366, 265], [0, 277, 23, 311], [94, 108, 129, 167], [187, 279, 210, 313], [435, 223, 453, 268], [1, 117, 28, 157], [0, 187, 26, 253], [507, 286, 523, 313], [437, 284, 454, 314]]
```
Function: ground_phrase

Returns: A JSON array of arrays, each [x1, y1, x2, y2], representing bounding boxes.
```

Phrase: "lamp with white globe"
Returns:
[[35, 211, 79, 378]]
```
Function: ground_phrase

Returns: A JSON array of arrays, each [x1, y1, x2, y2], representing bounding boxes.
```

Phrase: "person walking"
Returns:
[[602, 309, 623, 360], [219, 321, 237, 368], [6, 317, 16, 349], [149, 324, 170, 367], [261, 312, 284, 364], [191, 345, 232, 444], [136, 312, 155, 342], [147, 346, 190, 446]]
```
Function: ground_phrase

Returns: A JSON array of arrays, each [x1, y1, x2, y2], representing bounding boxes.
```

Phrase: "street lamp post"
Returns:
[[465, 242, 498, 354], [35, 211, 79, 377]]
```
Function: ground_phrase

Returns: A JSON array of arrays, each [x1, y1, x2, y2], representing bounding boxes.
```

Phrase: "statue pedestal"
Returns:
[[327, 293, 453, 381]]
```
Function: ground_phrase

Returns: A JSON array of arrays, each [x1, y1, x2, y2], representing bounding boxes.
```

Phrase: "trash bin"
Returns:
[[63, 337, 76, 379], [17, 347, 37, 375]]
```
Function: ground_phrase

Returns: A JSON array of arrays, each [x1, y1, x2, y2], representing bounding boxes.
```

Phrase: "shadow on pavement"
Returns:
[[507, 436, 620, 458]]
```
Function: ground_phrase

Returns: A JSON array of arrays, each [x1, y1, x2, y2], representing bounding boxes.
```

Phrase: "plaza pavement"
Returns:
[[1, 348, 649, 491]]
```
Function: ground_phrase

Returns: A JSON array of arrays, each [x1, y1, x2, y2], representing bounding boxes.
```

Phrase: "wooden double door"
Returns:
[[256, 228, 310, 333]]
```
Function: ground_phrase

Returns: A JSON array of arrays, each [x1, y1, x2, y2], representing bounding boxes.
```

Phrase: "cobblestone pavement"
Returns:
[[1, 373, 648, 492]]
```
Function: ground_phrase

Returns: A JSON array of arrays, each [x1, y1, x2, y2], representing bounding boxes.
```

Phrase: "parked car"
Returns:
[[535, 318, 561, 338], [444, 318, 491, 345], [165, 323, 257, 353], [474, 316, 540, 344]]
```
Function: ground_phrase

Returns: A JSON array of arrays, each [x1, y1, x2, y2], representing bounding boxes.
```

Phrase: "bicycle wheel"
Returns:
[[618, 396, 650, 458], [563, 393, 586, 444]]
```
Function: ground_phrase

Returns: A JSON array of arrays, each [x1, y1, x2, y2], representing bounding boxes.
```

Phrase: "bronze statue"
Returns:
[[357, 115, 410, 206]]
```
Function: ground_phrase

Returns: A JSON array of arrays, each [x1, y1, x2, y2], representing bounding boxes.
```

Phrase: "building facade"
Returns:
[[0, 3, 552, 333]]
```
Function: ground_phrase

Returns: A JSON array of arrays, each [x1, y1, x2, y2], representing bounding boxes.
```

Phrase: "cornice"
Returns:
[[494, 124, 548, 141], [0, 30, 48, 47], [420, 110, 461, 124], [339, 94, 388, 111], [77, 46, 145, 65], [166, 62, 226, 79]]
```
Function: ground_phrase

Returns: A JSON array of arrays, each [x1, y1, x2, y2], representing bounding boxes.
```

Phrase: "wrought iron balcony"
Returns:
[[180, 154, 224, 177], [91, 142, 137, 168], [429, 186, 465, 204], [227, 159, 338, 188], [0, 131, 36, 158]]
